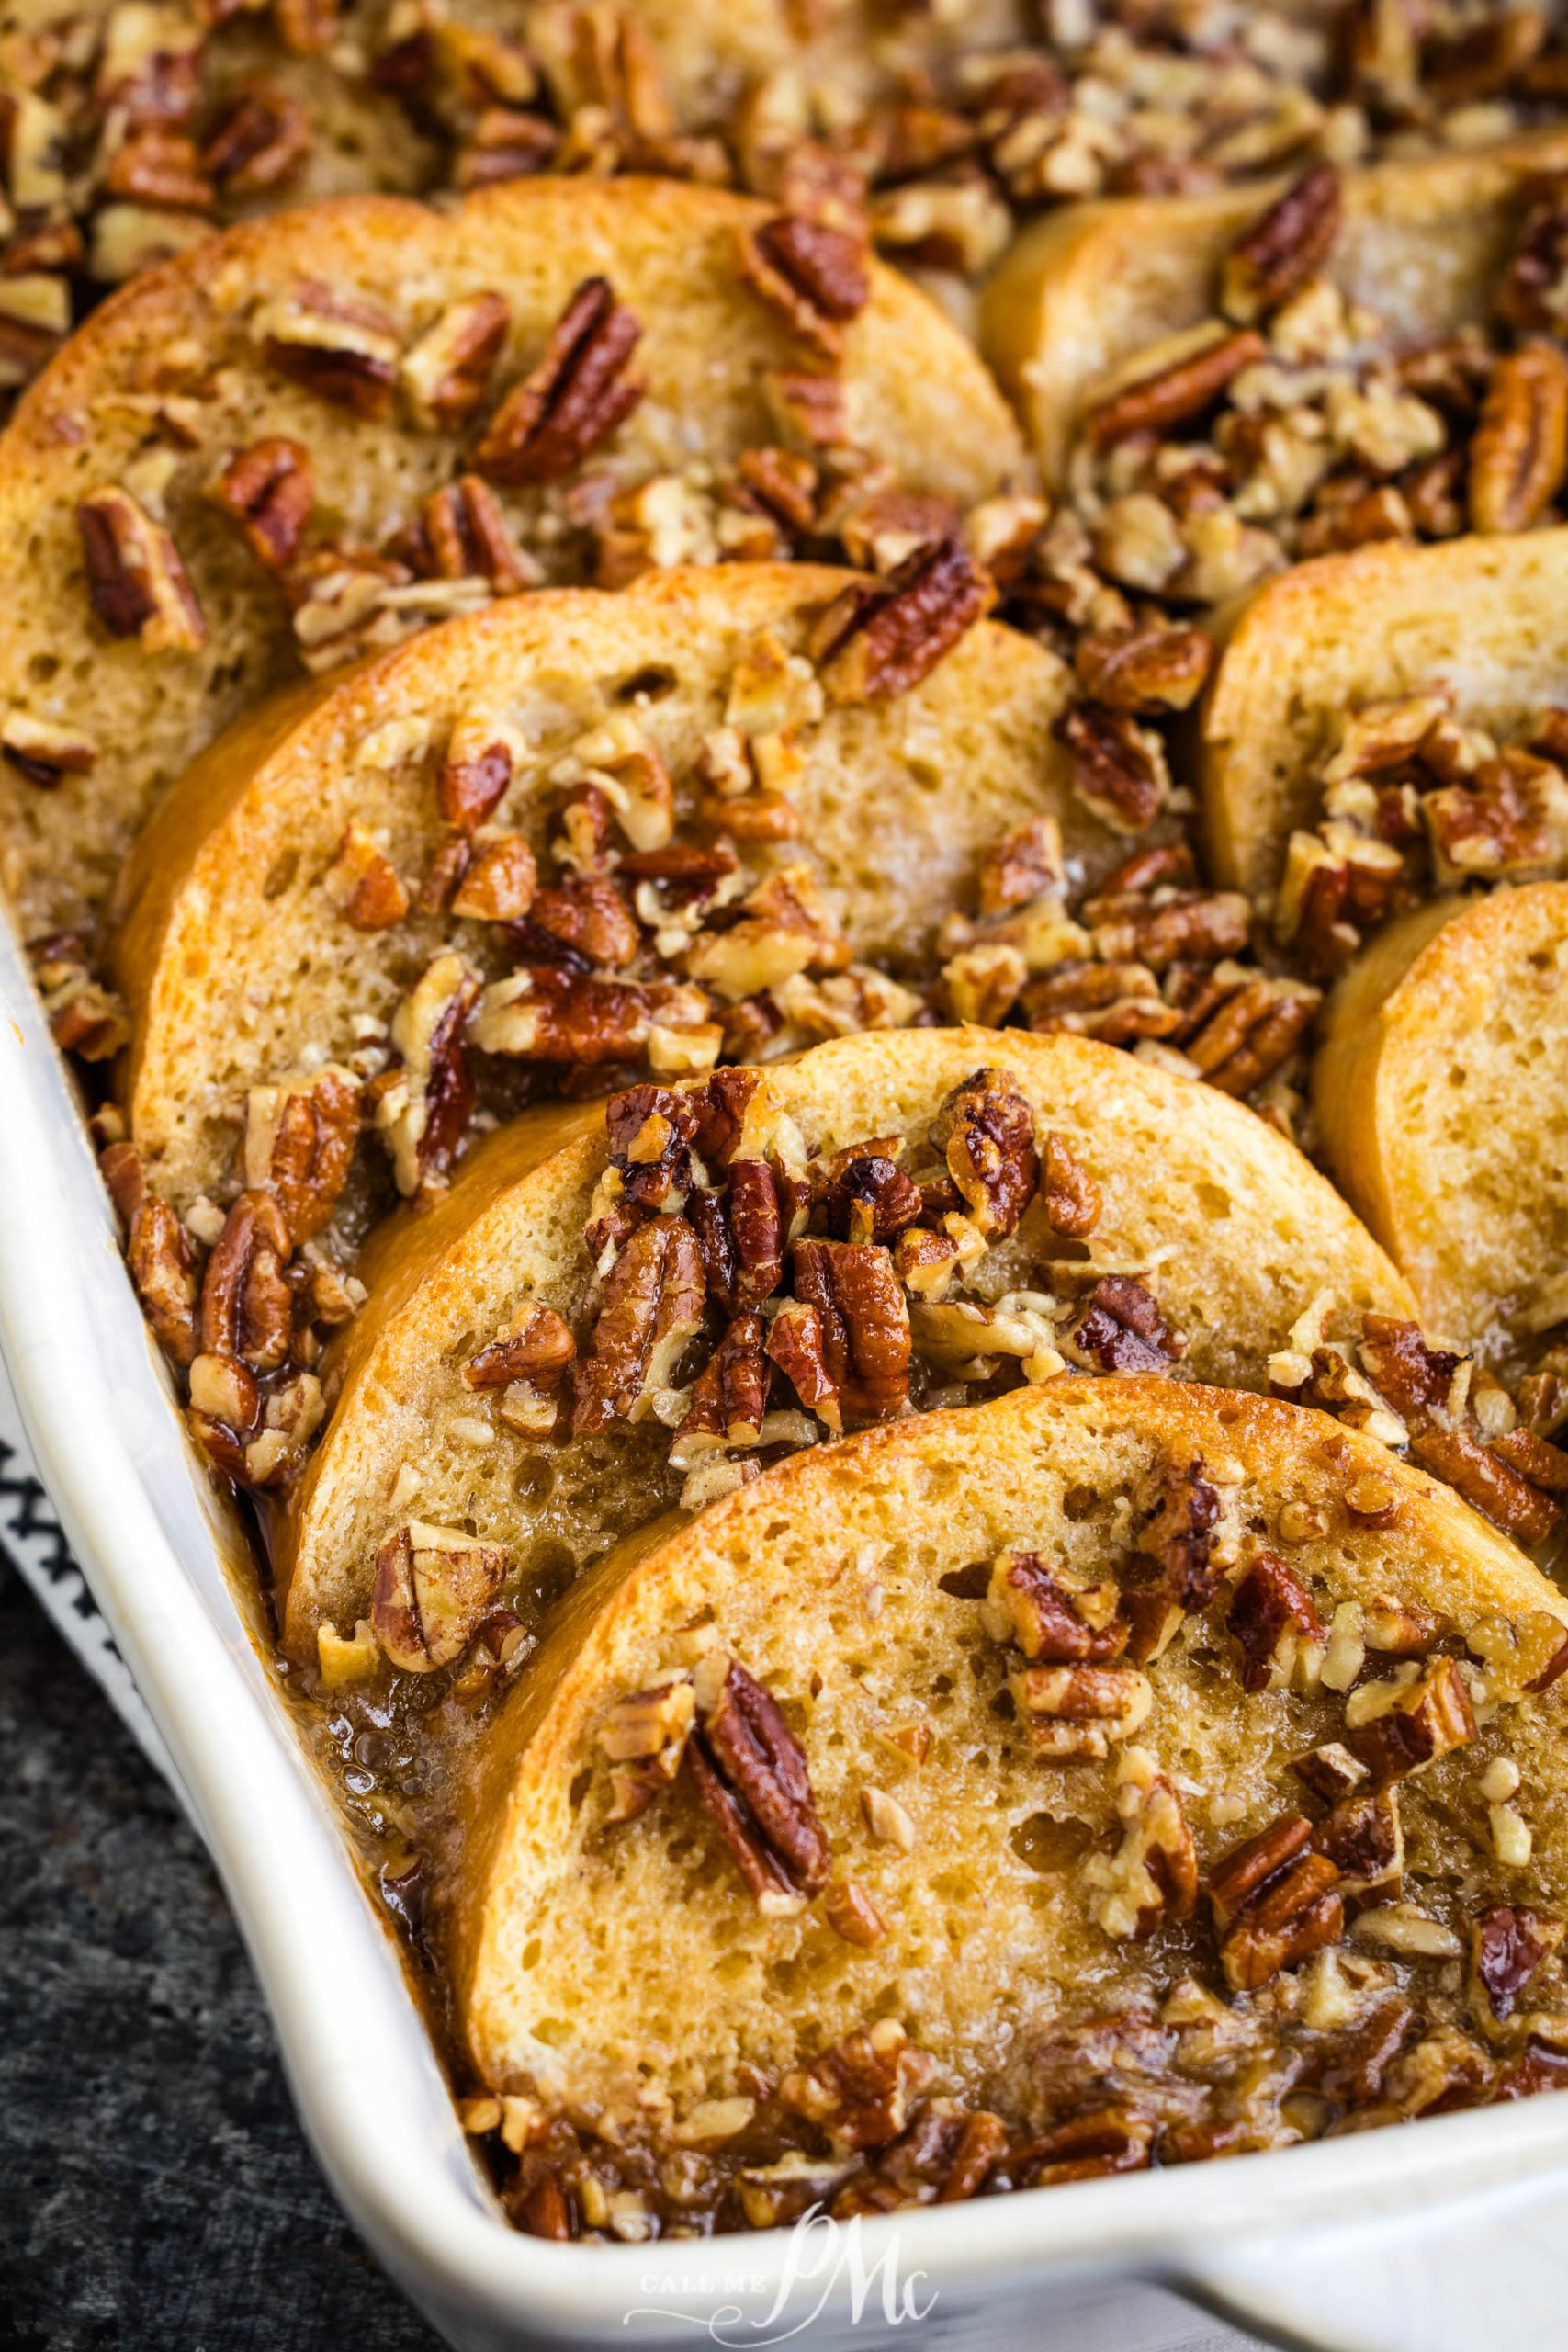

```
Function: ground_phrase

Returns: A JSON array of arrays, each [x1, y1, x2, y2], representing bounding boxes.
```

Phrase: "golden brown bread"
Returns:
[[278, 1025, 1413, 1664], [1199, 530, 1568, 909], [1315, 881, 1568, 1372], [111, 561, 1115, 1241], [978, 130, 1568, 489], [456, 1376, 1568, 2201], [0, 175, 1022, 937]]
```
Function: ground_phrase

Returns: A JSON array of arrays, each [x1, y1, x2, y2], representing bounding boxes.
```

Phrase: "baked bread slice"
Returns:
[[1199, 530, 1568, 911], [454, 1375, 1568, 2234], [113, 560, 1119, 1246], [1315, 881, 1568, 1378], [276, 1025, 1413, 1664], [979, 130, 1568, 489], [0, 174, 1022, 938]]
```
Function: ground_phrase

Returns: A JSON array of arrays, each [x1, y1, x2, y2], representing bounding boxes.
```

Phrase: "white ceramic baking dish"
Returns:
[[5, 917, 1568, 2352]]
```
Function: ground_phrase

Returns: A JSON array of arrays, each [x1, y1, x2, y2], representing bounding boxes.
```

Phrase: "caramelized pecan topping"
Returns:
[[240, 1066, 360, 1245], [464, 1304, 577, 1393], [1207, 1815, 1344, 1993], [400, 290, 510, 430], [1066, 1275, 1181, 1375], [1085, 324, 1266, 448], [781, 2023, 931, 2153], [474, 277, 644, 485], [1472, 1906, 1562, 2023], [1469, 343, 1568, 535], [1042, 1133, 1101, 1238], [420, 476, 532, 593], [257, 279, 400, 417], [1055, 703, 1169, 833], [1348, 1658, 1476, 1786], [1226, 1553, 1325, 1693], [127, 1197, 198, 1367]]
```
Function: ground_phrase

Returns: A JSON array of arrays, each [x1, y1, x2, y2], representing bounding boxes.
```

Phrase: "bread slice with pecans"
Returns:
[[1315, 882, 1568, 1383], [453, 1375, 1568, 2234], [979, 130, 1568, 490], [274, 1025, 1413, 1666], [0, 174, 1023, 939], [1198, 530, 1568, 914], [112, 560, 1116, 1253]]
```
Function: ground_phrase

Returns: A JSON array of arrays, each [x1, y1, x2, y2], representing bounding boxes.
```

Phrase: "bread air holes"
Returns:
[[1196, 1181, 1232, 1222], [513, 1453, 556, 1506], [26, 654, 58, 684], [264, 851, 300, 900], [519, 1538, 576, 1613], [1010, 1814, 1093, 1875], [612, 664, 678, 704]]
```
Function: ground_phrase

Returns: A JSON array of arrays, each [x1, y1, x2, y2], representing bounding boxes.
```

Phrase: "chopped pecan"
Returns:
[[211, 437, 313, 569], [1085, 324, 1267, 448], [1041, 1132, 1101, 1238], [671, 1311, 769, 1464], [1315, 1787, 1404, 1894], [1424, 749, 1564, 883], [1348, 1657, 1476, 1785], [784, 1238, 910, 1427], [1012, 1659, 1153, 1761], [1409, 1423, 1562, 1549], [604, 1082, 701, 1212], [241, 1066, 359, 1245], [811, 540, 994, 705], [378, 953, 480, 1194], [983, 1549, 1125, 1664], [1055, 702, 1169, 834], [400, 290, 510, 430], [1498, 187, 1568, 336], [127, 1197, 198, 1366], [420, 477, 533, 594], [1085, 1747, 1197, 1936], [1221, 164, 1342, 325], [438, 718, 513, 831], [1018, 2108, 1155, 2188], [28, 933, 130, 1061], [1024, 959, 1179, 1048], [77, 487, 205, 651], [322, 822, 410, 931], [474, 969, 708, 1065], [1469, 344, 1568, 535], [782, 2022, 931, 2152], [1074, 625, 1213, 717], [1472, 1906, 1562, 2023], [1065, 1275, 1181, 1376], [571, 1216, 705, 1432], [1208, 1815, 1344, 1993], [976, 815, 1065, 917], [691, 1656, 829, 1908], [474, 277, 644, 486], [203, 81, 311, 193], [257, 280, 400, 417], [528, 875, 639, 967], [199, 1191, 292, 1372], [371, 1521, 509, 1672], [1136, 1454, 1223, 1621], [1, 713, 98, 790], [929, 1068, 1038, 1239], [1227, 1553, 1325, 1692], [452, 832, 536, 922], [1087, 882, 1250, 972], [465, 1304, 576, 1393], [737, 213, 868, 362], [821, 1150, 922, 1248], [599, 1674, 695, 1824]]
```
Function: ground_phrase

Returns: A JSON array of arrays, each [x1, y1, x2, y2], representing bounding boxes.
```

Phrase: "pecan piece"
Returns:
[[527, 875, 638, 968], [1055, 702, 1169, 833], [473, 969, 710, 1065], [1497, 187, 1568, 336], [1085, 325, 1267, 448], [671, 1310, 769, 1464], [1348, 1657, 1476, 1785], [377, 953, 481, 1194], [474, 277, 644, 486], [1011, 1661, 1153, 1761], [781, 2022, 931, 2152], [420, 476, 532, 594], [464, 1303, 576, 1392], [1221, 164, 1342, 325], [1179, 971, 1320, 1098], [1315, 1787, 1404, 1894], [199, 1191, 292, 1372], [1472, 1905, 1562, 2023], [599, 1677, 695, 1824], [571, 1216, 705, 1431], [1074, 625, 1213, 717], [983, 1549, 1125, 1664], [1065, 1275, 1181, 1376], [438, 718, 513, 831], [737, 213, 869, 362], [1085, 1747, 1197, 1936], [211, 437, 313, 569], [371, 1521, 509, 1672], [203, 81, 311, 194], [821, 1150, 922, 1248], [1227, 1552, 1325, 1693], [322, 822, 410, 931], [1136, 1454, 1223, 1621], [1207, 1815, 1344, 1993], [1469, 343, 1568, 535], [782, 1238, 911, 1428], [1042, 1132, 1101, 1238], [929, 1068, 1038, 1239], [1409, 1423, 1562, 1549], [77, 487, 205, 651], [400, 290, 510, 430], [127, 1197, 198, 1366], [691, 1656, 829, 1908], [1, 714, 98, 790], [811, 540, 994, 704], [257, 279, 400, 416], [240, 1066, 360, 1245]]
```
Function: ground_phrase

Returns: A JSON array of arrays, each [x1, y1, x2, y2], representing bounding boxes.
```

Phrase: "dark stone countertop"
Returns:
[[0, 1561, 441, 2352]]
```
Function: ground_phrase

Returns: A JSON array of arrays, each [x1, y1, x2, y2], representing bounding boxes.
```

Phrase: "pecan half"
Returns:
[[691, 1656, 829, 1908], [77, 487, 205, 651], [1207, 1815, 1344, 1992], [1055, 703, 1169, 833], [473, 969, 710, 1065], [127, 1197, 198, 1366], [1074, 625, 1213, 717], [782, 1238, 910, 1428], [1315, 1787, 1404, 1894], [1469, 344, 1568, 535], [737, 213, 869, 362], [1221, 164, 1342, 325], [211, 437, 313, 569], [821, 1149, 923, 1248], [1085, 325, 1267, 447], [929, 1068, 1038, 1239], [811, 540, 994, 704], [438, 718, 513, 831], [420, 476, 532, 593], [203, 81, 311, 194], [1409, 1424, 1562, 1549], [1472, 1905, 1562, 2023], [199, 1191, 292, 1372], [371, 1520, 509, 1672], [1065, 1275, 1181, 1375], [257, 279, 400, 416], [240, 1065, 360, 1245], [1227, 1552, 1325, 1692], [474, 277, 644, 486], [571, 1216, 705, 1431]]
